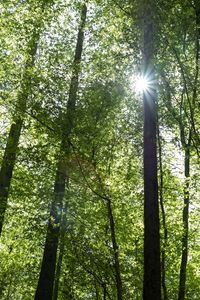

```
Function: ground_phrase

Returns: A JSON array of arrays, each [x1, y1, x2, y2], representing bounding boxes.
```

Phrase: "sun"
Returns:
[[135, 76, 149, 92], [130, 74, 150, 94]]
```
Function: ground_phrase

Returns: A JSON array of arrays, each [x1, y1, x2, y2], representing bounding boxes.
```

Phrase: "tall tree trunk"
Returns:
[[157, 125, 168, 300], [0, 17, 43, 235], [34, 4, 87, 300], [178, 146, 190, 300], [106, 198, 123, 300], [142, 0, 161, 299]]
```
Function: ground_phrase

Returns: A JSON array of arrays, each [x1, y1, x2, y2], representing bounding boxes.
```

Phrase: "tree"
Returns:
[[34, 3, 87, 299], [157, 1, 200, 298], [0, 0, 53, 235], [142, 0, 161, 299], [178, 2, 200, 299]]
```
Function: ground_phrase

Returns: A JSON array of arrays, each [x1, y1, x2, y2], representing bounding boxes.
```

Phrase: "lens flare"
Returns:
[[135, 76, 149, 92], [130, 74, 151, 94]]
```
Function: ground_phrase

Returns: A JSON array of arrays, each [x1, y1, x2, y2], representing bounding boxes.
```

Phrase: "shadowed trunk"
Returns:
[[34, 4, 87, 300], [142, 0, 161, 299]]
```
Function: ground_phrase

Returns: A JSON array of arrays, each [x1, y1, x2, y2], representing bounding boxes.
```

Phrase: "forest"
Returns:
[[0, 0, 199, 299]]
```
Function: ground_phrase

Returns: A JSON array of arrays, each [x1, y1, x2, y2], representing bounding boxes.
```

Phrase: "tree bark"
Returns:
[[142, 0, 161, 299], [178, 146, 190, 300], [34, 4, 87, 300]]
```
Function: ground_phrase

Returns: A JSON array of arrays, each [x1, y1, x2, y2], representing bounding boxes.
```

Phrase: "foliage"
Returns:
[[0, 0, 199, 299]]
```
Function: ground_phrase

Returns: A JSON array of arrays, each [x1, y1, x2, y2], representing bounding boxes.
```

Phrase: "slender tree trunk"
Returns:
[[178, 146, 190, 300], [178, 4, 199, 298], [0, 23, 42, 235], [92, 160, 123, 299], [142, 0, 161, 299], [106, 198, 123, 300], [34, 5, 87, 300], [157, 125, 168, 300], [177, 4, 199, 298]]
